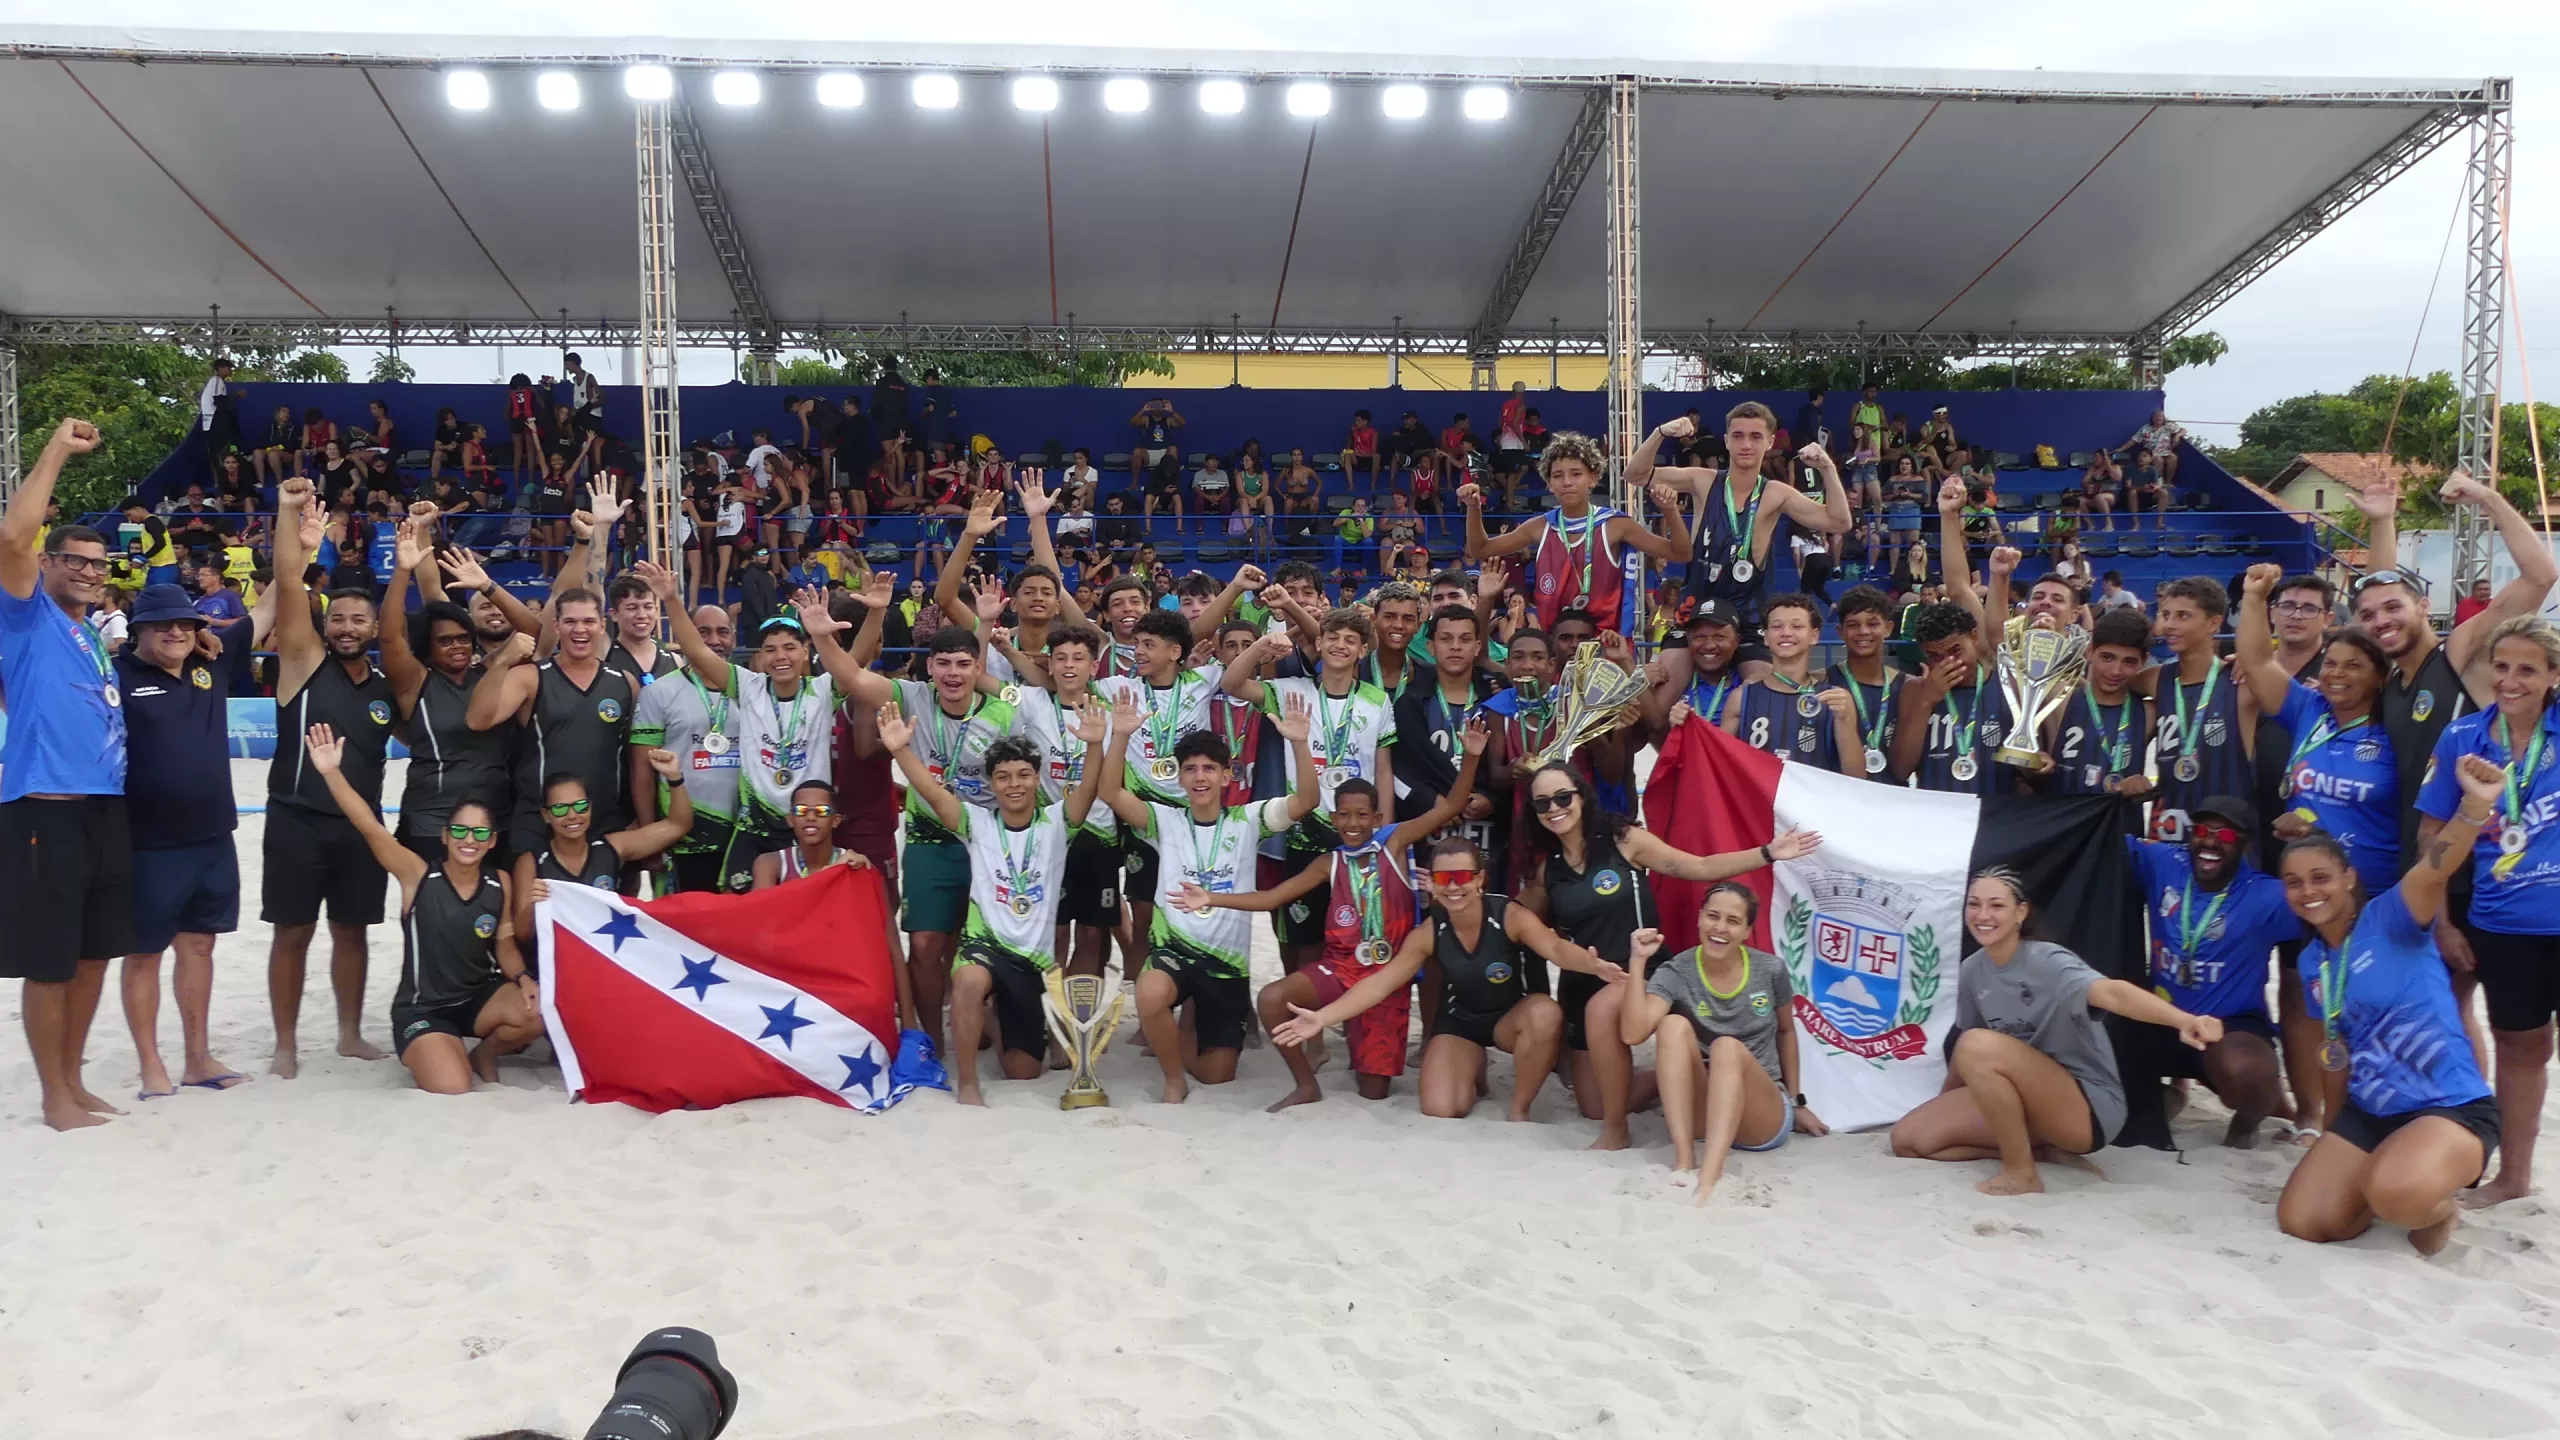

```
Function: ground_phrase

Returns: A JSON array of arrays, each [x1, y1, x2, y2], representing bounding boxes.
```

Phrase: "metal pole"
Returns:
[[1605, 76, 1645, 634], [1389, 318, 1402, 389], [636, 97, 685, 582], [0, 342, 19, 503], [1548, 317, 1560, 391], [2452, 80, 2512, 592]]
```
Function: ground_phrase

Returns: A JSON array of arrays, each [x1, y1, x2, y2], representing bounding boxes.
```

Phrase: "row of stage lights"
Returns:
[[441, 67, 1513, 122]]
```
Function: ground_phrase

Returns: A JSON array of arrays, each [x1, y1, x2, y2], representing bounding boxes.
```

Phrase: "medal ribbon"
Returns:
[[1187, 809, 1233, 890], [1431, 686, 1471, 762], [1687, 672, 1735, 724], [2495, 712, 2547, 880], [769, 676, 814, 775], [995, 817, 1039, 907], [1343, 846, 1386, 942], [2087, 686, 2134, 774], [2173, 877, 2232, 967], [1718, 471, 1764, 573], [1145, 672, 1195, 771], [2172, 659, 2223, 763], [1844, 671, 1894, 755], [1552, 506, 1600, 602], [687, 669, 731, 739], [1940, 667, 1989, 764], [1314, 681, 1357, 771], [2312, 939, 2348, 1053]]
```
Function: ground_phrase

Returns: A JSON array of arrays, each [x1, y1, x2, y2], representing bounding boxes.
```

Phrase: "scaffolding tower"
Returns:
[[635, 97, 685, 579], [2451, 80, 2513, 591]]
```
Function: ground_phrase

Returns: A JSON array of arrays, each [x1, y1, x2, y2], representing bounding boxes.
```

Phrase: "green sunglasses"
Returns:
[[546, 798, 593, 818], [446, 823, 495, 843]]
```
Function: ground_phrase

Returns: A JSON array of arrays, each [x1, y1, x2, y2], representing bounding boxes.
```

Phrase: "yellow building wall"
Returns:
[[1140, 352, 1610, 392]]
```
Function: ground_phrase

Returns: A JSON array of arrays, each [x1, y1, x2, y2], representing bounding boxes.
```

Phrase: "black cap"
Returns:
[[2193, 794, 2256, 833], [1673, 599, 1744, 642]]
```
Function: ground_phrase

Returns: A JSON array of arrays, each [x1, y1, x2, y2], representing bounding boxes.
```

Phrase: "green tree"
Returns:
[[2209, 370, 2560, 522], [14, 341, 350, 514], [793, 342, 1176, 389], [1706, 330, 2223, 395], [367, 352, 417, 385]]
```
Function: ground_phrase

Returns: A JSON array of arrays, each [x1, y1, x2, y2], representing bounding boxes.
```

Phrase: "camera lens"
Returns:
[[583, 1328, 739, 1440]]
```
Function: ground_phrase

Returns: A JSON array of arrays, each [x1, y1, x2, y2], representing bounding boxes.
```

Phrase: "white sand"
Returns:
[[3, 759, 2558, 1438]]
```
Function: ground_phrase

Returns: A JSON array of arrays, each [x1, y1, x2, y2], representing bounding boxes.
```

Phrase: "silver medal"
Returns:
[[701, 731, 731, 756], [1322, 765, 1351, 789], [1864, 751, 1886, 775], [1000, 683, 1022, 706], [1357, 939, 1391, 966], [103, 686, 121, 709], [2174, 755, 2200, 783], [1732, 559, 1755, 584], [1796, 693, 1822, 720], [2501, 824, 2529, 856], [1951, 755, 1979, 783]]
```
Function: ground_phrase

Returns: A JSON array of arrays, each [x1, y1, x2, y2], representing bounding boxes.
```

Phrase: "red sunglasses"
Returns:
[[1429, 868, 1481, 887], [2190, 825, 2243, 847]]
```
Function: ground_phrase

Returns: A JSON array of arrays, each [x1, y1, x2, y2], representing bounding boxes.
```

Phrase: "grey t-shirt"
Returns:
[[1955, 940, 2125, 1144], [629, 668, 741, 834], [1647, 946, 1793, 1086]]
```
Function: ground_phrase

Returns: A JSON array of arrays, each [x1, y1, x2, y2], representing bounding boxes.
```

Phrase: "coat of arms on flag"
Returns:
[[538, 866, 907, 1114]]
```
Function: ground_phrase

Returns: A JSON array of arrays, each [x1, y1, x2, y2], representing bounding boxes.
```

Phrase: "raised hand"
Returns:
[[392, 519, 430, 573], [569, 509, 595, 542], [437, 546, 492, 591], [1988, 546, 2021, 578], [1273, 691, 1312, 744], [491, 630, 537, 670], [1627, 927, 1664, 967], [1647, 480, 1681, 514], [48, 417, 102, 453], [1460, 718, 1490, 756], [1937, 475, 1966, 515], [304, 723, 345, 775], [1233, 563, 1268, 591], [1015, 470, 1054, 518], [586, 478, 629, 523], [1797, 442, 1833, 471], [2241, 562, 2282, 597], [858, 569, 895, 610], [1658, 415, 1696, 440], [2454, 753, 2508, 809], [793, 587, 847, 636], [1070, 699, 1110, 746], [297, 500, 327, 555], [1766, 825, 1822, 861], [874, 703, 914, 753], [963, 488, 1004, 539], [1477, 565, 1507, 603], [2440, 470, 2494, 509], [645, 748, 680, 779], [1457, 482, 1484, 509], [279, 475, 315, 511], [630, 559, 679, 603], [975, 581, 1008, 624], [1109, 692, 1144, 737]]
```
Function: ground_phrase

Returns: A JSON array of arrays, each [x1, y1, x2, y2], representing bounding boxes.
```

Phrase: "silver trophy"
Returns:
[[1042, 971, 1126, 1110], [1992, 624, 2089, 768], [1529, 642, 1649, 768]]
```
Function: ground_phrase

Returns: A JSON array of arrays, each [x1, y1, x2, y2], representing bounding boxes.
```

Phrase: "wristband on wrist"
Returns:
[[1760, 844, 1774, 865]]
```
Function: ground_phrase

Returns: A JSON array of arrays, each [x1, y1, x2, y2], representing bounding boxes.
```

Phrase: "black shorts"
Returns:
[[130, 837, 243, 953], [1059, 829, 1122, 929], [1558, 968, 1608, 1051], [666, 823, 738, 895], [1147, 938, 1251, 1052], [1437, 1003, 1507, 1049], [0, 796, 135, 980], [2158, 1008, 2278, 1080], [2462, 926, 2560, 1032], [391, 976, 508, 1058], [261, 802, 388, 928], [1122, 830, 1162, 908], [2331, 1097, 2501, 1184], [717, 807, 789, 896], [956, 939, 1050, 1058], [1272, 844, 1332, 947]]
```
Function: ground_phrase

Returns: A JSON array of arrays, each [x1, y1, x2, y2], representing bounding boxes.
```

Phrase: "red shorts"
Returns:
[[1309, 959, 1410, 1078]]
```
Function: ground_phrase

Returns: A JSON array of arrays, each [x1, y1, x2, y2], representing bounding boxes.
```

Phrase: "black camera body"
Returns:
[[583, 1328, 739, 1440]]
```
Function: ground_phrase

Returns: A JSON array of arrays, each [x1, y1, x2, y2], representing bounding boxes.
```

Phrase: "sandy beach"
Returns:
[[2, 759, 2557, 1439]]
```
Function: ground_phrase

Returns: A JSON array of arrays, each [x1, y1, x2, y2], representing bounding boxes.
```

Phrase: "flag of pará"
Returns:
[[538, 865, 906, 1113], [1644, 717, 2144, 1132]]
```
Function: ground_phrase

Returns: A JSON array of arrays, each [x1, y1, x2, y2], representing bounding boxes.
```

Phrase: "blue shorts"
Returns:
[[1887, 505, 1922, 536], [130, 837, 242, 952], [1736, 1089, 1794, 1152]]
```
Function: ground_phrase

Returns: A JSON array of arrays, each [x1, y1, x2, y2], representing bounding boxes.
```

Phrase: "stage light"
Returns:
[[1198, 79, 1245, 115], [1103, 78, 1149, 113], [623, 65, 672, 101], [816, 73, 865, 108], [1012, 76, 1058, 112], [913, 74, 960, 109], [712, 70, 761, 106], [536, 71, 581, 111], [444, 71, 489, 111], [1382, 85, 1427, 120], [1462, 86, 1509, 121], [1286, 83, 1332, 118]]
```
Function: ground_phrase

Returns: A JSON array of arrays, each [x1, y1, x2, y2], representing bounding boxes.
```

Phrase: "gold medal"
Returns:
[[1149, 757, 1179, 784], [2318, 1037, 2349, 1072]]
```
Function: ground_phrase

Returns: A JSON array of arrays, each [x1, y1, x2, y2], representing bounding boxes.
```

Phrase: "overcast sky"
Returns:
[[13, 0, 2552, 441]]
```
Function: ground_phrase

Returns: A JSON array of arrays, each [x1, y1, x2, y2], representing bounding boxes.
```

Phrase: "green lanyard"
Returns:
[[995, 816, 1040, 903], [1145, 672, 1195, 765], [1186, 809, 1233, 887], [1342, 845, 1386, 940], [79, 618, 114, 686], [1313, 681, 1357, 768], [1719, 471, 1764, 549], [2283, 707, 2368, 793], [1552, 506, 1602, 601], [1431, 685, 1472, 762], [1940, 667, 1989, 756], [688, 670, 730, 736], [2313, 939, 2348, 1050], [2499, 712, 2549, 832], [1687, 672, 1734, 722], [2174, 877, 2232, 959], [925, 694, 983, 775], [1843, 670, 1895, 754], [2172, 659, 2224, 761], [768, 676, 813, 765], [2087, 686, 2135, 772]]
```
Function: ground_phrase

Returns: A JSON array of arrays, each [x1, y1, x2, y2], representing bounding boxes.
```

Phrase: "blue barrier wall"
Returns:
[[146, 380, 2170, 502]]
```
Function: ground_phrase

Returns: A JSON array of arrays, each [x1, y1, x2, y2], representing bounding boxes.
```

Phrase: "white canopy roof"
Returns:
[[0, 29, 2499, 350]]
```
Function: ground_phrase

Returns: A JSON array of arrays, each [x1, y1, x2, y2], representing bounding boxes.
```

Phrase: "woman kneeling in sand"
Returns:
[[307, 723, 543, 1093], [1273, 836, 1623, 1121], [1615, 884, 1828, 1198], [1891, 868, 2220, 1195]]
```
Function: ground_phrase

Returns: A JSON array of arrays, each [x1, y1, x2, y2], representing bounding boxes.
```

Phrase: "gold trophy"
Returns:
[[1992, 624, 2089, 768], [1042, 970, 1126, 1110], [1529, 641, 1649, 767]]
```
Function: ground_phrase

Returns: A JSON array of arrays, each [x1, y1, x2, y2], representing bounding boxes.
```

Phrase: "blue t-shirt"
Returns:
[[193, 589, 248, 625], [2296, 887, 2491, 1116], [2274, 683, 2398, 894], [0, 586, 127, 801], [2130, 838, 2301, 1018], [2415, 705, 2560, 935], [115, 651, 236, 849]]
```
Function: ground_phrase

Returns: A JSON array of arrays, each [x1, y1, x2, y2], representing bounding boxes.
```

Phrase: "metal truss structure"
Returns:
[[1466, 86, 1610, 385], [635, 98, 685, 574]]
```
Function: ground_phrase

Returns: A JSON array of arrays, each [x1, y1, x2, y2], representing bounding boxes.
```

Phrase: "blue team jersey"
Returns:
[[2129, 839, 2300, 1017], [2275, 683, 2399, 895], [1915, 678, 2010, 796], [2152, 659, 2252, 842], [1731, 678, 1843, 772], [2054, 689, 2150, 796], [2415, 705, 2560, 935], [0, 585, 127, 802], [2296, 887, 2491, 1116]]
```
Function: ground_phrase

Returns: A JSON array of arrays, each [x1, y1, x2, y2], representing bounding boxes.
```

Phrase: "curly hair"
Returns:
[[1539, 430, 1607, 481]]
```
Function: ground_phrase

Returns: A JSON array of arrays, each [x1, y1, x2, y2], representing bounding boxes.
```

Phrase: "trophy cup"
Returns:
[[1529, 642, 1649, 767], [1991, 624, 2089, 768], [1042, 970, 1126, 1110]]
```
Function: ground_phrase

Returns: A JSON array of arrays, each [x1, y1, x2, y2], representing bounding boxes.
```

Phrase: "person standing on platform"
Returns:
[[1717, 593, 1862, 774], [1630, 407, 1852, 652], [263, 476, 396, 1078], [117, 584, 251, 1099], [1, 419, 137, 1130], [1460, 433, 1690, 635]]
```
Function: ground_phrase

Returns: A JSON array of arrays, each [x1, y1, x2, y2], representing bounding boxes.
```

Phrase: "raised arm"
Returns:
[[1936, 477, 1986, 629], [847, 570, 894, 669], [2445, 472, 2560, 686], [466, 631, 540, 731], [1612, 482, 1692, 565], [1, 420, 101, 598], [1984, 545, 2019, 627], [1098, 693, 1154, 829], [635, 560, 732, 693], [2232, 562, 2293, 715], [1191, 563, 1269, 639], [1461, 486, 1543, 560], [608, 748, 696, 860], [1623, 823, 1820, 884], [2087, 978, 2219, 1052], [2409, 754, 2502, 926], [438, 545, 541, 637], [1270, 692, 1323, 822], [1623, 417, 1715, 490], [1219, 632, 1286, 707], [792, 586, 875, 702], [270, 477, 328, 693], [379, 517, 429, 711], [304, 723, 426, 889], [936, 489, 1004, 630], [1016, 471, 1065, 578], [875, 704, 966, 833]]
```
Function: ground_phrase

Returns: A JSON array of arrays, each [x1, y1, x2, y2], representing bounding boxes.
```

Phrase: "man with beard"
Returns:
[[630, 604, 741, 894], [382, 519, 516, 869], [264, 476, 398, 1077], [2127, 796, 2301, 1146]]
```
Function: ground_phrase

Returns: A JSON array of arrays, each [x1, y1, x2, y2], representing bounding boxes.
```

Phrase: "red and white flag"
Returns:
[[538, 865, 905, 1113], [1644, 717, 2138, 1131]]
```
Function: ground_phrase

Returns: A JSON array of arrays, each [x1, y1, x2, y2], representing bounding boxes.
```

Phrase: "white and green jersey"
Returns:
[[734, 671, 838, 818], [894, 678, 1034, 844], [1139, 797, 1294, 977], [1263, 674, 1391, 821], [1095, 662, 1225, 805], [1018, 687, 1114, 839], [956, 801, 1070, 965]]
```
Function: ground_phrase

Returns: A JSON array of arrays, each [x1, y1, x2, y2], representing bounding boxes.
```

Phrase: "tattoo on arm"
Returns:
[[2423, 838, 2454, 871]]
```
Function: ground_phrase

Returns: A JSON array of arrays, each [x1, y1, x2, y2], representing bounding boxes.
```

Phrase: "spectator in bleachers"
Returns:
[[2094, 570, 2142, 613], [2079, 452, 2122, 532], [1494, 383, 1532, 496], [1378, 492, 1424, 577], [502, 374, 541, 486], [1191, 453, 1233, 534], [423, 408, 461, 479], [1280, 447, 1321, 532], [1332, 498, 1373, 583], [1129, 397, 1186, 489], [1518, 408, 1552, 488], [969, 444, 1010, 502], [2125, 449, 2170, 532], [1846, 423, 1882, 512], [2052, 540, 2094, 594], [297, 407, 337, 479], [1895, 534, 1932, 598], [1385, 411, 1435, 482], [1793, 388, 1829, 455], [527, 446, 584, 580], [1099, 492, 1143, 573], [917, 396, 959, 463], [250, 404, 296, 488], [1234, 451, 1273, 549], [314, 440, 358, 511], [360, 451, 402, 510], [1440, 412, 1477, 470], [2120, 408, 2188, 488], [354, 399, 397, 458], [1141, 451, 1187, 535], [1059, 448, 1101, 512], [1850, 384, 1883, 447], [1884, 452, 1928, 574], [1343, 408, 1381, 493], [873, 360, 912, 452], [826, 395, 871, 491], [1919, 406, 1958, 467], [1409, 449, 1450, 520]]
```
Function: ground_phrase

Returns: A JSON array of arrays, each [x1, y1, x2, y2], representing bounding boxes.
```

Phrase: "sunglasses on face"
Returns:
[[546, 798, 592, 818], [792, 804, 838, 819], [1430, 868, 1481, 888], [2351, 569, 2418, 597], [1529, 791, 1578, 815], [446, 824, 495, 843], [2190, 825, 2243, 848]]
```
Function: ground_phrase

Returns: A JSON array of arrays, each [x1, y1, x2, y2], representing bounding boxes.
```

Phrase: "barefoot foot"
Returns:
[[42, 1097, 110, 1131], [337, 1035, 388, 1062], [2411, 1210, 2460, 1255], [1160, 1076, 1189, 1105], [269, 1048, 299, 1080], [74, 1089, 126, 1117], [1588, 1124, 1633, 1152], [955, 1085, 987, 1108], [1978, 1167, 2046, 1196], [1264, 1083, 1322, 1113], [2460, 1173, 2533, 1210], [2224, 1114, 2264, 1150]]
